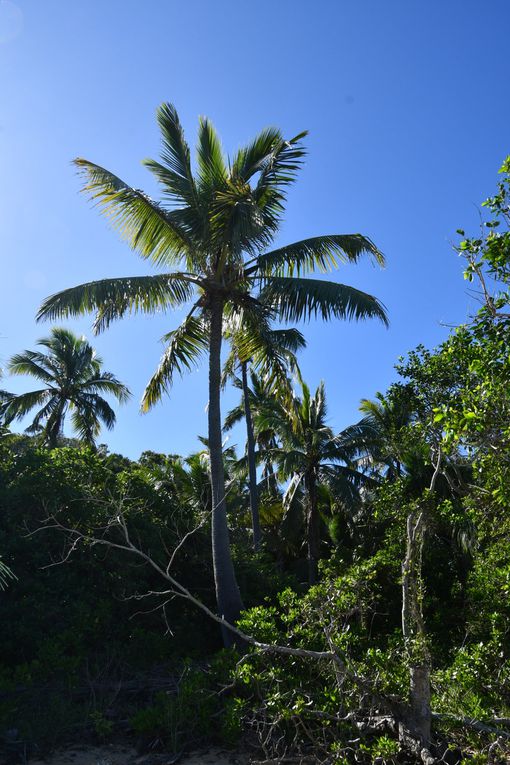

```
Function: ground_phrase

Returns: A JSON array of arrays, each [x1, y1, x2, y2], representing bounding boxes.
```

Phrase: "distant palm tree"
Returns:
[[224, 369, 283, 501], [36, 103, 387, 634], [352, 388, 436, 488], [258, 380, 368, 584], [0, 328, 130, 448], [223, 322, 305, 550]]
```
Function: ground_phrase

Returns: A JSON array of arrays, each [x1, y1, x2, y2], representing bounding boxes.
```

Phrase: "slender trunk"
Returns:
[[306, 472, 320, 585], [47, 399, 66, 449], [241, 361, 261, 551], [208, 296, 244, 646], [400, 452, 442, 753], [400, 506, 431, 750]]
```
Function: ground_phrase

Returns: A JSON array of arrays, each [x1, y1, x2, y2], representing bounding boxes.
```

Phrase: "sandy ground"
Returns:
[[27, 745, 249, 765]]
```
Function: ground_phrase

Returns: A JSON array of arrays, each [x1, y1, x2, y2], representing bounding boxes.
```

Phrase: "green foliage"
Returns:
[[130, 660, 240, 753], [3, 158, 510, 762], [0, 327, 130, 447], [360, 734, 399, 762], [434, 638, 510, 720], [89, 710, 114, 740], [130, 670, 215, 752]]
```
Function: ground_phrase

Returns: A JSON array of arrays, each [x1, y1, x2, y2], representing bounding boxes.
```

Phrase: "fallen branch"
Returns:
[[432, 711, 510, 739]]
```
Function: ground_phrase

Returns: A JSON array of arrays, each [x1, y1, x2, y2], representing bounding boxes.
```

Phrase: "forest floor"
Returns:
[[28, 745, 249, 765]]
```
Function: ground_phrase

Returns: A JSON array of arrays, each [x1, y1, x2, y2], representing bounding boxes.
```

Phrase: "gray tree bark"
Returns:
[[208, 296, 244, 646], [400, 452, 442, 753], [241, 361, 262, 551], [306, 472, 320, 585], [400, 506, 431, 751]]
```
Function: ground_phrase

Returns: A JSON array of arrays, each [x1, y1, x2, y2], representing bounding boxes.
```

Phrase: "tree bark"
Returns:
[[400, 506, 431, 750], [208, 295, 244, 645], [306, 472, 320, 585], [47, 399, 66, 449], [241, 361, 262, 551]]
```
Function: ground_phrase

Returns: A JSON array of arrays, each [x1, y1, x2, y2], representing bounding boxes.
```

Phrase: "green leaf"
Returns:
[[141, 311, 209, 411], [260, 276, 389, 326]]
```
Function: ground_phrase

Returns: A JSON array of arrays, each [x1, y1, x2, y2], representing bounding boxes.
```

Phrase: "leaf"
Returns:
[[254, 234, 385, 276], [37, 274, 195, 332], [73, 159, 191, 267], [260, 276, 389, 326], [141, 311, 209, 410]]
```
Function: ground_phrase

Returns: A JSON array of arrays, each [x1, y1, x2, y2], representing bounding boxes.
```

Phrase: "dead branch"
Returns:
[[32, 504, 347, 670], [431, 711, 510, 739]]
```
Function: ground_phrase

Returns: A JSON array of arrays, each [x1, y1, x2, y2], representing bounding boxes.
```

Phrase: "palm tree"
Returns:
[[225, 369, 283, 499], [0, 328, 130, 448], [37, 103, 387, 634], [223, 322, 305, 550], [258, 380, 369, 584], [350, 390, 416, 481]]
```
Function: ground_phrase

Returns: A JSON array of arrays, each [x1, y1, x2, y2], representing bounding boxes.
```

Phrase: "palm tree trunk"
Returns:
[[241, 361, 262, 551], [208, 295, 244, 645], [306, 472, 320, 585], [47, 399, 67, 449]]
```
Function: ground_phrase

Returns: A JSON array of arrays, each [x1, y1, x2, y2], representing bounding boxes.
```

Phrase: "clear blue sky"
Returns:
[[1, 0, 509, 459]]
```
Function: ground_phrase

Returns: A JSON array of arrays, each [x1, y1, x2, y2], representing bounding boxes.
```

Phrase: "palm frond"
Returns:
[[81, 372, 131, 402], [7, 351, 55, 383], [266, 328, 307, 354], [73, 393, 117, 432], [253, 234, 385, 276], [196, 117, 227, 191], [73, 159, 191, 266], [1, 389, 52, 423], [246, 131, 308, 235], [231, 127, 284, 182], [260, 276, 389, 326], [69, 408, 98, 444], [253, 131, 308, 197], [143, 102, 199, 209], [37, 274, 195, 332], [283, 471, 305, 512], [141, 311, 209, 411], [223, 403, 245, 432], [24, 397, 59, 435], [0, 557, 16, 590]]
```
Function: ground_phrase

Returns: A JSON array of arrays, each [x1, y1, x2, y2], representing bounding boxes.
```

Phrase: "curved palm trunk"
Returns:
[[208, 296, 244, 645], [47, 399, 67, 449], [241, 361, 262, 551], [306, 472, 320, 585]]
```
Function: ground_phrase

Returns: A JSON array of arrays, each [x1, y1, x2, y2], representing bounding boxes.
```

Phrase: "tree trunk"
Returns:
[[47, 399, 66, 449], [400, 506, 431, 751], [400, 454, 442, 752], [208, 296, 244, 646], [241, 361, 262, 551], [306, 473, 320, 585]]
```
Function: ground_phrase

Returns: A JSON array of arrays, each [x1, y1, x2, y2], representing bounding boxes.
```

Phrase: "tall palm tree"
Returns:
[[0, 328, 130, 448], [223, 322, 306, 550], [37, 103, 387, 634], [258, 380, 368, 584]]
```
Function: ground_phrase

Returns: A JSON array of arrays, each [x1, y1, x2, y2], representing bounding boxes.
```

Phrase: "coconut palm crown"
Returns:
[[36, 103, 388, 636], [0, 328, 130, 447]]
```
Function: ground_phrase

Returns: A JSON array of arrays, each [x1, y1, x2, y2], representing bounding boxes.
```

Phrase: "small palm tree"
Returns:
[[258, 380, 368, 584], [0, 328, 130, 447], [37, 103, 387, 633]]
